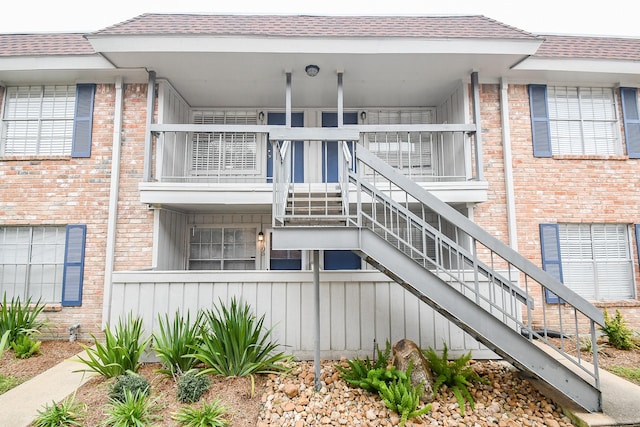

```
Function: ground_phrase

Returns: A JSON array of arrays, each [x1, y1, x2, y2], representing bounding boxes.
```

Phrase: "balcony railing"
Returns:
[[147, 123, 478, 183]]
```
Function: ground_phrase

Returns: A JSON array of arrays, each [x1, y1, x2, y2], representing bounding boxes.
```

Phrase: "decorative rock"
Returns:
[[392, 338, 434, 402], [283, 384, 299, 398]]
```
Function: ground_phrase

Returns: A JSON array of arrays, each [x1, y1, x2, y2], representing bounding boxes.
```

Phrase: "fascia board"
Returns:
[[0, 55, 115, 71], [514, 57, 640, 74], [87, 35, 542, 56]]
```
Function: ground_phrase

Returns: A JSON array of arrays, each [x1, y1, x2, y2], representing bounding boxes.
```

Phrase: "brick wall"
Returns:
[[475, 83, 640, 330], [0, 83, 116, 340], [113, 83, 154, 272]]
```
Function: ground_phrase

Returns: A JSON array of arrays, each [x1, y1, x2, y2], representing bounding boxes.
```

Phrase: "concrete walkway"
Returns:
[[2, 348, 640, 426], [0, 350, 97, 427]]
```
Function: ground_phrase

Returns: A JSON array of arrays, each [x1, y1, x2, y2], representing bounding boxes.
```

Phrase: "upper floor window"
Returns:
[[364, 109, 435, 178], [529, 85, 640, 158], [1, 84, 95, 157], [540, 223, 637, 301], [191, 111, 258, 177]]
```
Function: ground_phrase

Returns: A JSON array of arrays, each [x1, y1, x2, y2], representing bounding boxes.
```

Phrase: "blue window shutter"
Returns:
[[62, 224, 87, 306], [635, 224, 640, 269], [539, 224, 564, 304], [71, 84, 96, 158], [529, 85, 552, 157], [620, 87, 640, 158]]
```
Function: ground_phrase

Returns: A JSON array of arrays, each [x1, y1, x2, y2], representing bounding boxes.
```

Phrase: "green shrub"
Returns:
[[76, 313, 151, 378], [601, 309, 634, 350], [0, 374, 21, 394], [424, 343, 487, 415], [343, 365, 407, 393], [33, 393, 86, 427], [190, 298, 292, 377], [335, 341, 391, 391], [153, 310, 203, 379], [103, 389, 160, 427], [177, 370, 211, 403], [173, 399, 228, 427], [0, 293, 46, 343], [10, 333, 41, 359], [109, 372, 150, 403], [377, 363, 432, 427]]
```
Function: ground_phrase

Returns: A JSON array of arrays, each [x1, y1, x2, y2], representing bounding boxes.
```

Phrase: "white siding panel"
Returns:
[[344, 283, 362, 351], [110, 271, 497, 360]]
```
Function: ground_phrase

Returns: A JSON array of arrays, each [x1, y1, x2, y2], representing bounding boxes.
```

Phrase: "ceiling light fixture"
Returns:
[[305, 64, 320, 77]]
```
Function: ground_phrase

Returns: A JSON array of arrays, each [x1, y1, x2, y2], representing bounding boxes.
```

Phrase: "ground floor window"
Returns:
[[0, 226, 66, 303], [189, 226, 257, 270], [557, 223, 635, 300]]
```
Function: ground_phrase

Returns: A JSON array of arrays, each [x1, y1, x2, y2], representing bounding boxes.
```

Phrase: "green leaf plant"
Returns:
[[153, 310, 203, 380], [189, 298, 292, 380], [76, 313, 151, 378], [424, 343, 487, 415], [376, 363, 432, 427], [0, 293, 46, 344]]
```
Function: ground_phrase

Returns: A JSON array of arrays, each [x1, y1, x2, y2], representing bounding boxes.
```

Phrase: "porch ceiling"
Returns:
[[99, 51, 529, 108]]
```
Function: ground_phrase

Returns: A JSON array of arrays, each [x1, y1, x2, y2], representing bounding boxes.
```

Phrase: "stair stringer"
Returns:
[[356, 228, 601, 412]]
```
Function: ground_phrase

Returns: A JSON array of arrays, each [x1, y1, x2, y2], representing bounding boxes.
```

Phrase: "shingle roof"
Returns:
[[93, 13, 538, 40], [535, 34, 640, 61], [0, 33, 95, 57]]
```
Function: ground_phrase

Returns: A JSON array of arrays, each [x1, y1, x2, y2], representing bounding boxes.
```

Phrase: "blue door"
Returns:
[[322, 112, 361, 270], [267, 112, 304, 183], [321, 112, 358, 183]]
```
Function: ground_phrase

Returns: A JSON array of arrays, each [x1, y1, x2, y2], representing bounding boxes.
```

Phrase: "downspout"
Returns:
[[142, 71, 156, 182], [500, 78, 518, 250], [102, 77, 124, 328], [471, 72, 484, 181]]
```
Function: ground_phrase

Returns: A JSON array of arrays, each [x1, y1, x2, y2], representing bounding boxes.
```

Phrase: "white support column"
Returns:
[[337, 72, 344, 127], [471, 71, 484, 181], [500, 78, 518, 250], [313, 250, 321, 391], [286, 72, 292, 127]]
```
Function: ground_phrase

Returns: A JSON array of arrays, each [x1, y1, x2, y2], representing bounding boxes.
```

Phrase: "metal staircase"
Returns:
[[272, 138, 604, 412]]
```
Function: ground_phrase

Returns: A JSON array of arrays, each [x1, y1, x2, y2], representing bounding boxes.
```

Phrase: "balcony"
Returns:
[[140, 123, 487, 210]]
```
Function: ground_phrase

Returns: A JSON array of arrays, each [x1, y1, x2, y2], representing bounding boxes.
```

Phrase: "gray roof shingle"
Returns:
[[0, 33, 94, 57], [92, 13, 538, 40], [535, 34, 640, 61]]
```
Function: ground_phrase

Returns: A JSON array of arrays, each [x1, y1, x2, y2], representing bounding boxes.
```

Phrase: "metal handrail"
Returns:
[[350, 143, 602, 387]]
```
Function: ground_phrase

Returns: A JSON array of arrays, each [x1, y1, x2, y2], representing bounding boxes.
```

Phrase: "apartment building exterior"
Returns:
[[0, 13, 639, 410]]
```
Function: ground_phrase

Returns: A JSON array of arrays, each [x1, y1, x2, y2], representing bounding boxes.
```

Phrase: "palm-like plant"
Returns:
[[0, 293, 46, 343], [76, 313, 151, 378], [153, 310, 203, 380], [190, 298, 292, 378]]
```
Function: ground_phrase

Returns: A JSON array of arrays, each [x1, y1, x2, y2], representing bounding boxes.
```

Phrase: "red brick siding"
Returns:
[[501, 84, 640, 328], [0, 83, 115, 340], [113, 83, 154, 271]]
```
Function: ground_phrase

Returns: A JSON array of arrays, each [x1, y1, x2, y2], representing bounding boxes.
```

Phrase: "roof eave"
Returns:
[[514, 57, 640, 74], [0, 54, 115, 71]]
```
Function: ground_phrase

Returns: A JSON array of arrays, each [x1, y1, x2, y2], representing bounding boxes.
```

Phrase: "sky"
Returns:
[[2, 0, 639, 37]]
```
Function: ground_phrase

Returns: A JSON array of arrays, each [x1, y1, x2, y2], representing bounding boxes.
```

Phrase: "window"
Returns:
[[191, 111, 258, 176], [365, 110, 434, 177], [529, 85, 621, 156], [1, 84, 94, 157], [189, 227, 256, 270], [540, 223, 635, 301], [0, 225, 86, 305]]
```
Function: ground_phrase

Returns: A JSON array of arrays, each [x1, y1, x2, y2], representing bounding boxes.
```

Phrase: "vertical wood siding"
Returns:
[[110, 270, 498, 360]]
